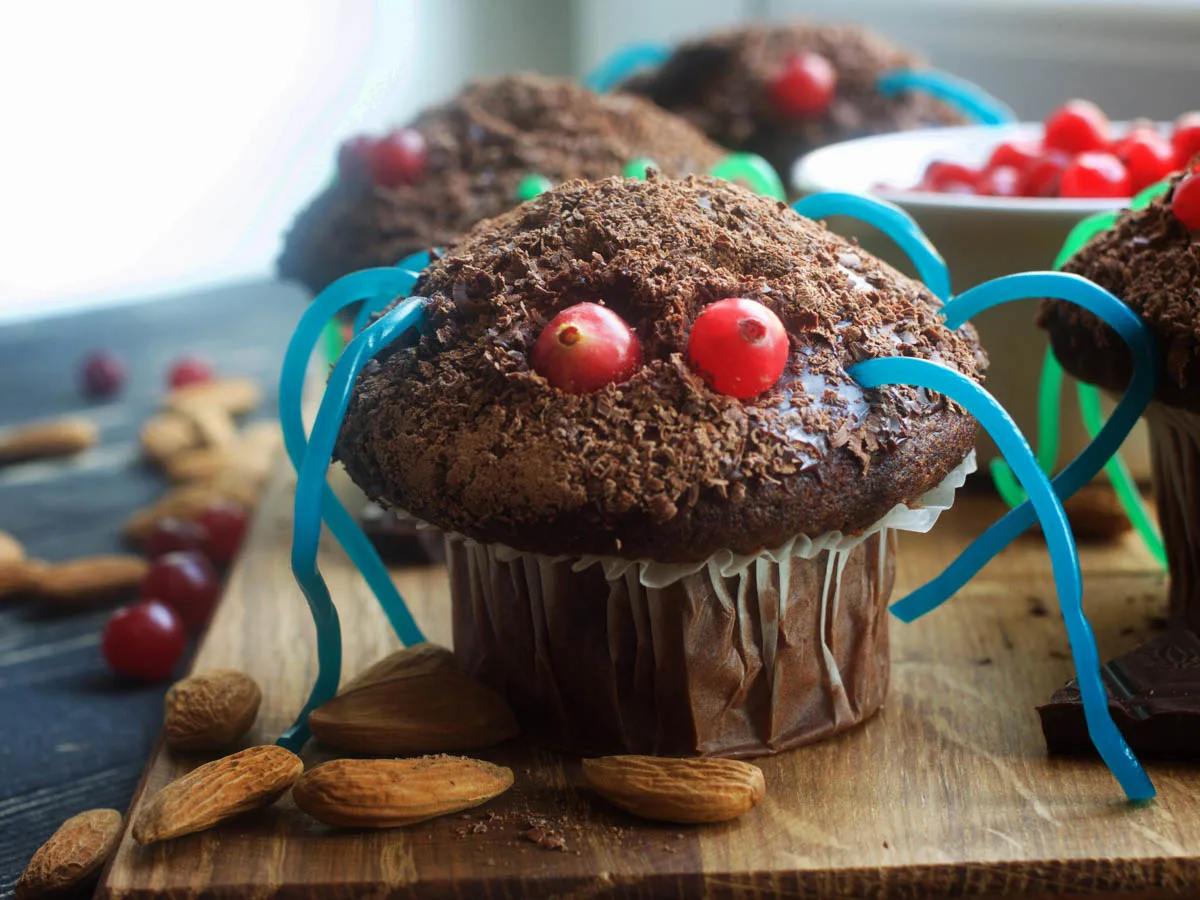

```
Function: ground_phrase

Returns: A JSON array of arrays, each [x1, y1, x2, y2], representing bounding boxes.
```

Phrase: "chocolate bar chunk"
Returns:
[[1038, 628, 1200, 760], [360, 503, 445, 566]]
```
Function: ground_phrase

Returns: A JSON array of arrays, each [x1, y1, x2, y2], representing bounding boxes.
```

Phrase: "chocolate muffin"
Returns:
[[622, 23, 966, 183], [335, 173, 986, 757], [1037, 171, 1200, 757], [277, 74, 727, 296]]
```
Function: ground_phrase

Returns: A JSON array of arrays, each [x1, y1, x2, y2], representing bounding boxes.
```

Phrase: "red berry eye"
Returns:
[[1172, 173, 1200, 230], [367, 129, 427, 188], [686, 298, 788, 399], [531, 303, 643, 394], [769, 52, 837, 117]]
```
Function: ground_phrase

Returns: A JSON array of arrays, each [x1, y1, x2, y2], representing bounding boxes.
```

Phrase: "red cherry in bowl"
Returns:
[[368, 129, 427, 188], [1116, 130, 1176, 193], [1019, 151, 1070, 198], [80, 351, 125, 399], [102, 600, 186, 683], [1044, 100, 1110, 155], [769, 53, 837, 117], [1172, 172, 1200, 229], [686, 298, 788, 400], [1059, 152, 1131, 199], [144, 517, 209, 559], [1172, 112, 1200, 167], [141, 550, 220, 632], [531, 303, 643, 394]]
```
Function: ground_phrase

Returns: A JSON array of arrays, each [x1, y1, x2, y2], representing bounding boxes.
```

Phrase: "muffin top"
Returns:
[[335, 175, 985, 562], [1038, 171, 1200, 413], [277, 74, 727, 294], [621, 23, 965, 181]]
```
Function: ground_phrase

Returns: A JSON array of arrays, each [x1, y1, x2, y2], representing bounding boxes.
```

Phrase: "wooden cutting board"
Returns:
[[97, 464, 1199, 899]]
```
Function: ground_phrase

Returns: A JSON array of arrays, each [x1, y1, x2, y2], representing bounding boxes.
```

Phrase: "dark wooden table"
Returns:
[[0, 281, 306, 897]]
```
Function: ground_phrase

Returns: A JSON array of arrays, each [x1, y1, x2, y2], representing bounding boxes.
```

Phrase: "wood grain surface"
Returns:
[[98, 466, 1196, 900]]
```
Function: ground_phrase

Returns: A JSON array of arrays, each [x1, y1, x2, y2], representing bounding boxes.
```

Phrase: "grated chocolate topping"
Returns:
[[1038, 169, 1200, 413], [335, 174, 985, 561], [277, 74, 726, 295], [621, 23, 966, 182]]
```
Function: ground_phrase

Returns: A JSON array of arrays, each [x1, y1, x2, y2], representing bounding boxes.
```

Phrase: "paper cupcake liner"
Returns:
[[1148, 403, 1200, 630], [440, 453, 975, 758]]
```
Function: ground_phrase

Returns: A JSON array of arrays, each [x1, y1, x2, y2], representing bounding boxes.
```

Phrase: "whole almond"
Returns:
[[133, 745, 302, 844], [163, 446, 232, 483], [0, 418, 97, 465], [1064, 484, 1133, 541], [168, 377, 263, 417], [293, 756, 513, 828], [0, 560, 48, 601], [15, 808, 123, 900], [140, 412, 200, 463], [164, 669, 262, 751], [35, 555, 148, 607], [582, 756, 765, 824], [309, 644, 519, 755], [0, 530, 25, 564], [173, 402, 237, 450]]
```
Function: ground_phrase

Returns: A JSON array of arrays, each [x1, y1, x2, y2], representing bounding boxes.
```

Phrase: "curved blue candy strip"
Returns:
[[278, 270, 426, 659], [280, 297, 428, 750], [851, 357, 1153, 801], [352, 250, 431, 334], [791, 192, 952, 301], [877, 69, 1016, 126], [892, 271, 1156, 624], [583, 43, 670, 93]]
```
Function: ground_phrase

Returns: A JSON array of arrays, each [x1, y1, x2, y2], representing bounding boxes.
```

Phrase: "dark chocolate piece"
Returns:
[[1038, 628, 1200, 760], [359, 503, 444, 566]]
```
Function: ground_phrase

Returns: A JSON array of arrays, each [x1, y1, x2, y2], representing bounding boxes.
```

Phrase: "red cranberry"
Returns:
[[144, 517, 209, 559], [1019, 151, 1070, 197], [80, 351, 125, 398], [168, 356, 213, 389], [1172, 173, 1200, 229], [1059, 152, 1131, 198], [102, 601, 186, 683], [337, 135, 376, 178], [1172, 112, 1200, 167], [368, 129, 426, 188], [1044, 100, 1110, 155], [977, 165, 1022, 197], [1116, 130, 1176, 193], [919, 160, 978, 194], [686, 298, 788, 399], [530, 303, 643, 394], [985, 141, 1040, 174], [141, 551, 220, 632], [769, 53, 837, 117], [199, 502, 249, 566]]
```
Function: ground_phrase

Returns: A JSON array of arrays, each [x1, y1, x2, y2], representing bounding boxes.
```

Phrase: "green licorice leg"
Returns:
[[1077, 382, 1167, 566], [991, 348, 1065, 506], [321, 318, 345, 367]]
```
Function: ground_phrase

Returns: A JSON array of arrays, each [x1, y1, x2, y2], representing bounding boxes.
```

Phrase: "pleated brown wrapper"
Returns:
[[448, 529, 896, 758]]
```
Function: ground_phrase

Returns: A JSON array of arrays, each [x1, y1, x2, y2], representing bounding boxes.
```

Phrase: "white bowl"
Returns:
[[792, 123, 1155, 478]]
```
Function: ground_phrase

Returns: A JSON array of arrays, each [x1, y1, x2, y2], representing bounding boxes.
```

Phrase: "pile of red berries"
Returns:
[[905, 101, 1200, 199]]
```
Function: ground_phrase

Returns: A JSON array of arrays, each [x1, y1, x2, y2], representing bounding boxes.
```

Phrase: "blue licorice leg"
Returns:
[[278, 270, 426, 655], [583, 43, 670, 93], [894, 272, 1157, 623], [791, 192, 951, 301], [876, 69, 1016, 126], [280, 297, 427, 750], [851, 357, 1153, 801], [353, 250, 431, 334]]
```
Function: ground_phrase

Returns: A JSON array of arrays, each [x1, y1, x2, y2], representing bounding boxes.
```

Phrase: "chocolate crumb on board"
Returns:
[[976, 657, 993, 666], [1049, 649, 1070, 661], [1028, 597, 1049, 617], [1148, 615, 1169, 631]]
